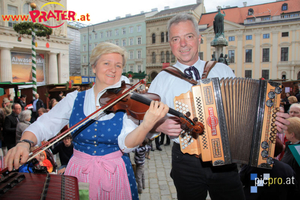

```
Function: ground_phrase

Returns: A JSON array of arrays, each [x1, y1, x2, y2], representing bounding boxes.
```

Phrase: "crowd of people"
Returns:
[[0, 13, 299, 200]]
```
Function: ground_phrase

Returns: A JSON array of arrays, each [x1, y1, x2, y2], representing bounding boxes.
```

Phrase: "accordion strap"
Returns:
[[163, 66, 197, 85], [202, 61, 217, 79], [162, 61, 218, 85]]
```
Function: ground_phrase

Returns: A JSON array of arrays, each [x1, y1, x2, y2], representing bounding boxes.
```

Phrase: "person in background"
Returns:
[[49, 98, 57, 110], [3, 103, 21, 150], [51, 134, 73, 175], [288, 96, 298, 106], [289, 103, 300, 118], [56, 91, 64, 102], [38, 108, 47, 117], [2, 98, 12, 116], [148, 13, 290, 200], [0, 108, 5, 158], [160, 132, 170, 146], [16, 110, 32, 143], [281, 92, 291, 113], [5, 42, 168, 200], [36, 151, 53, 173], [18, 94, 27, 111], [134, 138, 151, 194], [30, 93, 45, 123], [281, 117, 300, 191]]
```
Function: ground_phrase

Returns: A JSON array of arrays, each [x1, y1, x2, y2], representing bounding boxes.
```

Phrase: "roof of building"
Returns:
[[153, 3, 200, 17], [199, 0, 300, 27]]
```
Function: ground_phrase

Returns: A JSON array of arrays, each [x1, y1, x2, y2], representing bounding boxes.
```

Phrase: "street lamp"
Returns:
[[87, 25, 95, 84]]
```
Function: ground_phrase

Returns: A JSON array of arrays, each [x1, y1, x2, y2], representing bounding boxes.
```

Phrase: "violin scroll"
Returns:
[[179, 115, 204, 139]]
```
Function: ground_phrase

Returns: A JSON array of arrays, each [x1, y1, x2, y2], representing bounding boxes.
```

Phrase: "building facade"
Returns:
[[145, 0, 205, 81], [0, 0, 71, 87], [199, 0, 300, 80], [79, 11, 157, 83]]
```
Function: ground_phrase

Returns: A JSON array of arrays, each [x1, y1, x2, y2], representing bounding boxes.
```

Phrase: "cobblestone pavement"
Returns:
[[130, 141, 212, 200]]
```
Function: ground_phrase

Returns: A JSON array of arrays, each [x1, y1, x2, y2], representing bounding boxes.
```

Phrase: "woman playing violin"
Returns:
[[5, 42, 169, 200]]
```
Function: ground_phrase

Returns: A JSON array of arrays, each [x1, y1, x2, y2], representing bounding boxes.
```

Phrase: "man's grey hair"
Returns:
[[19, 110, 32, 122], [290, 103, 300, 110], [167, 13, 200, 39]]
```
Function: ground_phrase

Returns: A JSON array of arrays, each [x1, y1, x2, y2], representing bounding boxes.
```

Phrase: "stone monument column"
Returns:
[[0, 47, 12, 82], [48, 52, 59, 84]]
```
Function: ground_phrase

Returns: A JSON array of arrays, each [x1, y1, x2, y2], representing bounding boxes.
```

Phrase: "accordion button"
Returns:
[[266, 99, 274, 107], [261, 150, 268, 158], [275, 87, 282, 94], [268, 91, 275, 99], [261, 141, 269, 149]]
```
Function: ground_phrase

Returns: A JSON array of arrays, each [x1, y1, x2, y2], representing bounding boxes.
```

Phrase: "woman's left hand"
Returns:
[[142, 101, 169, 131]]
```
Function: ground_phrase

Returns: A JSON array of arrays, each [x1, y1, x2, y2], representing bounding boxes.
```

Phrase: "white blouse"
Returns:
[[25, 76, 138, 153]]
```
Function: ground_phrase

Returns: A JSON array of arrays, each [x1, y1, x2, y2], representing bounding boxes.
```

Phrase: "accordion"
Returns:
[[175, 77, 282, 169], [0, 172, 79, 199]]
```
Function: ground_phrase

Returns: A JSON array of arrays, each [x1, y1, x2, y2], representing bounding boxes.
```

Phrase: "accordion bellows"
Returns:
[[175, 77, 282, 169]]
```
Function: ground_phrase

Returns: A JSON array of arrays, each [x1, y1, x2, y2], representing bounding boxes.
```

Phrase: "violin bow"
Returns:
[[2, 80, 145, 173]]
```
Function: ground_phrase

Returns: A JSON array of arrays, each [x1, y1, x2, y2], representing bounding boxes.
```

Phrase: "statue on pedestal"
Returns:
[[213, 8, 226, 39], [224, 54, 230, 65], [218, 53, 225, 64], [211, 54, 216, 61]]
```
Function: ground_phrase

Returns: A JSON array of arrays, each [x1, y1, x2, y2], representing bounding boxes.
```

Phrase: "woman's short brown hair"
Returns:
[[90, 42, 128, 68]]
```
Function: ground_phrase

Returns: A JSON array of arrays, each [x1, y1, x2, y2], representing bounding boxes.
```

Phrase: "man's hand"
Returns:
[[275, 107, 290, 133], [156, 116, 182, 137], [57, 167, 66, 175]]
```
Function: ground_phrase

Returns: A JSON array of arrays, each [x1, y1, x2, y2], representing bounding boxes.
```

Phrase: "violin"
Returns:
[[100, 81, 204, 139]]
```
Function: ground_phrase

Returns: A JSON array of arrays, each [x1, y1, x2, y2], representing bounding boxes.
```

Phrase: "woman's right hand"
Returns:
[[5, 143, 30, 171]]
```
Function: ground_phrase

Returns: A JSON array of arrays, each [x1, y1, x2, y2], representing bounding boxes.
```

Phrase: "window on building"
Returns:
[[100, 32, 103, 38], [246, 35, 252, 40], [262, 70, 269, 80], [282, 3, 288, 11], [228, 36, 235, 41], [262, 17, 270, 21], [94, 33, 97, 39], [122, 28, 126, 35], [263, 34, 270, 39], [89, 34, 91, 40], [282, 32, 289, 37], [281, 47, 289, 61], [130, 27, 133, 33], [138, 65, 141, 72], [83, 45, 86, 51], [166, 51, 170, 63], [130, 38, 133, 46], [137, 37, 141, 45], [8, 5, 18, 27], [130, 51, 134, 59], [83, 56, 86, 63], [130, 65, 134, 72], [23, 3, 30, 15], [94, 43, 97, 48], [84, 67, 87, 75], [152, 33, 156, 44], [137, 50, 141, 59], [171, 52, 175, 63], [115, 40, 119, 46], [228, 50, 235, 63], [166, 32, 169, 42], [161, 51, 165, 63], [245, 70, 252, 78], [245, 49, 252, 62], [137, 25, 141, 32], [152, 52, 156, 64], [89, 44, 91, 52], [161, 32, 164, 43], [122, 39, 126, 46], [83, 35, 86, 41], [262, 48, 270, 62], [115, 29, 119, 36], [248, 8, 254, 15], [199, 52, 203, 60]]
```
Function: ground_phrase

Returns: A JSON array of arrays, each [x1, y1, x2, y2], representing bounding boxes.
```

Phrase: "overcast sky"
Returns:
[[67, 0, 275, 25]]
